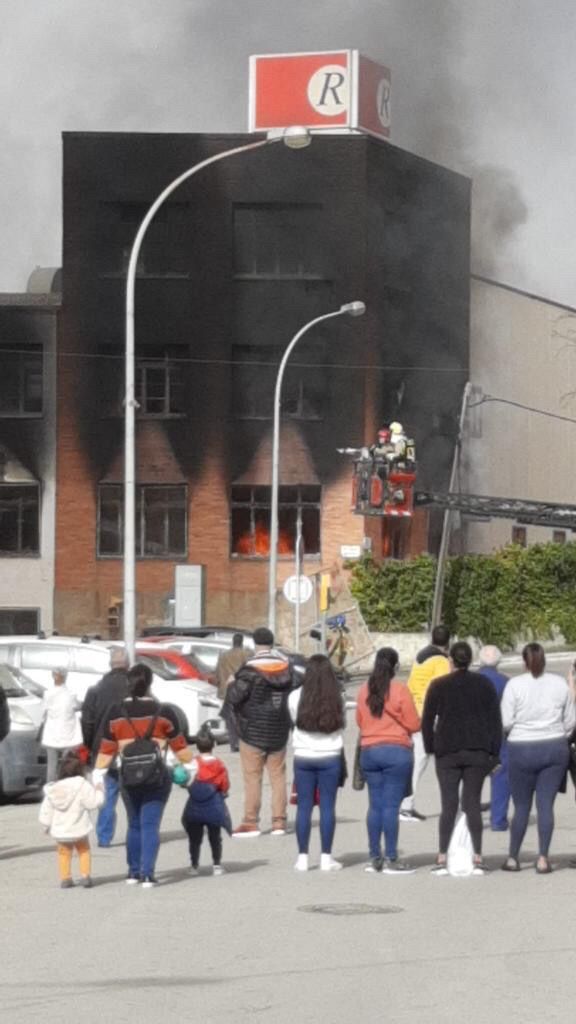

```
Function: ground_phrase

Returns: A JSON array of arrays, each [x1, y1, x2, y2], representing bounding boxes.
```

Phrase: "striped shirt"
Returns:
[[99, 697, 188, 757]]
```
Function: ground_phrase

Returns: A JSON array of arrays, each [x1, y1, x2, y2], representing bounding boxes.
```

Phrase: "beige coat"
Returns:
[[39, 776, 104, 841]]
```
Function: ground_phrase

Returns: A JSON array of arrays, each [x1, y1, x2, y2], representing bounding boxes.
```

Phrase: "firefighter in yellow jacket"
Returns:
[[399, 625, 450, 822]]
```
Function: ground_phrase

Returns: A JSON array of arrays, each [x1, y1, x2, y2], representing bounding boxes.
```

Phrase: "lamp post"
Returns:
[[123, 127, 311, 661], [267, 301, 366, 636]]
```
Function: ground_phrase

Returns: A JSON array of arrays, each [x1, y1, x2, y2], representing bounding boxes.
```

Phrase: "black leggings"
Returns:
[[184, 821, 222, 867], [436, 750, 493, 855]]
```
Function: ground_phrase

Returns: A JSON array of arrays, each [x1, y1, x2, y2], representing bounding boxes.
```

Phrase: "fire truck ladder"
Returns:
[[414, 490, 576, 531]]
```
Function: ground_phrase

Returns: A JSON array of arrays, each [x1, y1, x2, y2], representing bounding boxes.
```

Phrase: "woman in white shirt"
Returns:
[[288, 655, 345, 873], [500, 643, 575, 874], [42, 669, 82, 781]]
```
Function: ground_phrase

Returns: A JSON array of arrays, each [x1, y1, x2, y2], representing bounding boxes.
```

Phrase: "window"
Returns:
[[230, 485, 321, 558], [0, 485, 40, 555], [233, 203, 326, 279], [0, 608, 39, 635], [136, 353, 185, 417], [382, 519, 409, 560], [232, 344, 325, 420], [553, 530, 566, 545], [98, 484, 187, 558], [20, 646, 71, 671], [511, 526, 527, 548], [0, 345, 43, 416]]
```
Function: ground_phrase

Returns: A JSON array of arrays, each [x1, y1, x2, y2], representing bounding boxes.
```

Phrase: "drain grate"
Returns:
[[298, 903, 403, 916]]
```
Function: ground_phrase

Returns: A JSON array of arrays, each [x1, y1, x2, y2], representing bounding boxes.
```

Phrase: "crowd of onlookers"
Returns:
[[36, 624, 576, 887]]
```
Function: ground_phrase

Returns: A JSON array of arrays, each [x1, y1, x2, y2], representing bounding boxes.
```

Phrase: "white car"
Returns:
[[0, 637, 224, 742], [0, 664, 46, 799]]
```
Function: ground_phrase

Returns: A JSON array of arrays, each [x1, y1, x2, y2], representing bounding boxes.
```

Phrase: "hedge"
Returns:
[[348, 541, 576, 649]]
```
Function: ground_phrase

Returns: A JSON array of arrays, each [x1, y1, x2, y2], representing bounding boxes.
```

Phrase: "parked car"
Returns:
[[135, 645, 213, 683], [0, 637, 225, 742], [0, 664, 46, 799]]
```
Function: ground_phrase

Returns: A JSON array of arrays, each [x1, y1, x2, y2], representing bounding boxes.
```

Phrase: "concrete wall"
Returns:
[[463, 277, 576, 553]]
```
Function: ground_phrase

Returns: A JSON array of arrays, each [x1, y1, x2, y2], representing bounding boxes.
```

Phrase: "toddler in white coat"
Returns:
[[39, 751, 104, 888]]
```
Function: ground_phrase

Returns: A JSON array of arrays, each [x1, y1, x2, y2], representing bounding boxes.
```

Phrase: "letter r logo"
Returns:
[[307, 64, 350, 117]]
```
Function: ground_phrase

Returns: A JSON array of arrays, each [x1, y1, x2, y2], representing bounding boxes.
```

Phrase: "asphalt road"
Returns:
[[2, 653, 576, 1023]]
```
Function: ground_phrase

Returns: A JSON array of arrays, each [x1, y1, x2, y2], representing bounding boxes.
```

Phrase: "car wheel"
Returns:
[[161, 702, 190, 742]]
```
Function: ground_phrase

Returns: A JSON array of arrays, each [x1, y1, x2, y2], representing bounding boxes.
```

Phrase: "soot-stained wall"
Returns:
[[57, 131, 470, 634]]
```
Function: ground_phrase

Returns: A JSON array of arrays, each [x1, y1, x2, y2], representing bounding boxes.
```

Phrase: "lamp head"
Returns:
[[266, 126, 312, 149], [340, 301, 366, 317]]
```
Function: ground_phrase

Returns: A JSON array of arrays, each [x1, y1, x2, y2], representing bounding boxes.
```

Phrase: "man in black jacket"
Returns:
[[226, 627, 298, 837], [81, 648, 129, 847], [421, 641, 502, 874]]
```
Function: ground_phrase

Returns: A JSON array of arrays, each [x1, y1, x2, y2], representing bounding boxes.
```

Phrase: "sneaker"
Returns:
[[320, 855, 343, 872], [60, 878, 74, 889], [472, 859, 489, 876], [80, 876, 93, 888], [382, 859, 415, 875], [141, 876, 158, 889], [189, 866, 199, 878], [364, 858, 383, 873], [399, 809, 426, 822], [431, 862, 448, 876], [294, 853, 309, 872], [270, 828, 287, 836], [232, 824, 261, 838], [212, 865, 225, 876], [125, 873, 140, 885]]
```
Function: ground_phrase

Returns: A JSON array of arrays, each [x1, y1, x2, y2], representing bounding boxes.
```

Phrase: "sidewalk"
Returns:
[[1, 730, 576, 1024]]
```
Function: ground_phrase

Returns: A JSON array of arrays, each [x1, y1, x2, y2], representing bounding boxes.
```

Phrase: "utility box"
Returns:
[[174, 565, 205, 627]]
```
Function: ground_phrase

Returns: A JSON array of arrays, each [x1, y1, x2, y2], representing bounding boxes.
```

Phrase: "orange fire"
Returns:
[[235, 522, 292, 556]]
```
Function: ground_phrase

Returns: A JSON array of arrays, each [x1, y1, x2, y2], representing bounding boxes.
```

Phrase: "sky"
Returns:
[[1, 0, 575, 306]]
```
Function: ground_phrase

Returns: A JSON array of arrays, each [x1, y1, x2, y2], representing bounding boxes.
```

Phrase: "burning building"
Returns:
[[52, 130, 470, 635]]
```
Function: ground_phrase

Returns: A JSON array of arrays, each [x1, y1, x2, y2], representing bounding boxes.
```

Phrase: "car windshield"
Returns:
[[136, 655, 173, 681], [9, 667, 45, 698], [0, 664, 27, 698]]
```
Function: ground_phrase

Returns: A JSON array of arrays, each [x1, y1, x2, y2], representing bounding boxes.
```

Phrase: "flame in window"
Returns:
[[234, 522, 292, 556]]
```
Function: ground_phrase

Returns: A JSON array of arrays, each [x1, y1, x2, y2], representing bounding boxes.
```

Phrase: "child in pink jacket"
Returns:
[[39, 751, 104, 888]]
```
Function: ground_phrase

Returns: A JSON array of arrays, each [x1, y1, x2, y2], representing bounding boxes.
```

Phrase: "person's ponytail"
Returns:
[[366, 647, 399, 717]]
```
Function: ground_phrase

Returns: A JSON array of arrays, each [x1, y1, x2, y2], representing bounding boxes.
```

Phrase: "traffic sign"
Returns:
[[283, 574, 314, 605]]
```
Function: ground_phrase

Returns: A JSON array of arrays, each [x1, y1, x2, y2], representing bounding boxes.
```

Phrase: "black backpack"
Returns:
[[119, 704, 167, 789]]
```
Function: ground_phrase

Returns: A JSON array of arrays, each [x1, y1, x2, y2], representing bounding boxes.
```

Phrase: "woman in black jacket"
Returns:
[[421, 641, 502, 875]]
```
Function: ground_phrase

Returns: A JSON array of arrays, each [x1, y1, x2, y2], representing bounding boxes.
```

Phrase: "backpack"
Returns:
[[119, 704, 167, 789]]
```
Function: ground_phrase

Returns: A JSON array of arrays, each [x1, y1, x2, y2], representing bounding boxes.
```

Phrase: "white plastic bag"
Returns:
[[447, 813, 474, 877]]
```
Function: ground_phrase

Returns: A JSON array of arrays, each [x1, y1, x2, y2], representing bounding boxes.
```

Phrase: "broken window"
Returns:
[[230, 485, 321, 558]]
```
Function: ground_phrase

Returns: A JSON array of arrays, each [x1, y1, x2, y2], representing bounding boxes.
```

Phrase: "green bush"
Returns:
[[349, 541, 576, 648]]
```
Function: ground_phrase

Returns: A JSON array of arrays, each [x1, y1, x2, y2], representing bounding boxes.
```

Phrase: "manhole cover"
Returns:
[[298, 903, 403, 916]]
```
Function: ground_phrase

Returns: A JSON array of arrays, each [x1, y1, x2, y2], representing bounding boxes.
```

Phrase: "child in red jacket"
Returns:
[[181, 732, 231, 876]]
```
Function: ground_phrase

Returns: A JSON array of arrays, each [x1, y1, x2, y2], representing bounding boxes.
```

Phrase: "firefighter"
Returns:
[[389, 421, 407, 461]]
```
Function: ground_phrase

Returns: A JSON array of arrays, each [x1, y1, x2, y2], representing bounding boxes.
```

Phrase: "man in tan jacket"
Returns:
[[217, 633, 250, 752]]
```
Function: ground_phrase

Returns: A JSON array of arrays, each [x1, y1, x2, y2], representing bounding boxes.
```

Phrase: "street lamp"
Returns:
[[267, 301, 366, 636], [123, 127, 311, 661]]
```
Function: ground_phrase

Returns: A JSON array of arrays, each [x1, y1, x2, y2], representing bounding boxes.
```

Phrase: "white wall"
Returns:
[[463, 277, 576, 553]]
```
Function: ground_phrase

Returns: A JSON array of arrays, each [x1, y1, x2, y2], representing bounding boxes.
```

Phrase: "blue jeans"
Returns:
[[360, 744, 413, 860], [491, 741, 510, 830], [508, 738, 569, 859], [293, 756, 342, 854], [96, 772, 120, 846], [121, 775, 172, 878]]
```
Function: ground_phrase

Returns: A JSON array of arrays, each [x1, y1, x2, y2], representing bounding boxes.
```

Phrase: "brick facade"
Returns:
[[54, 131, 470, 637]]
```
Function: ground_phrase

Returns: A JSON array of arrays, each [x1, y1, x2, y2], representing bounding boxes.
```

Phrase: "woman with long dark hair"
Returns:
[[288, 655, 345, 872], [356, 648, 420, 874], [500, 642, 575, 873]]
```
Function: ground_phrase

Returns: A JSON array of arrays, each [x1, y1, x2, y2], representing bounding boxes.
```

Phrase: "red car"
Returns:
[[135, 646, 214, 684]]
